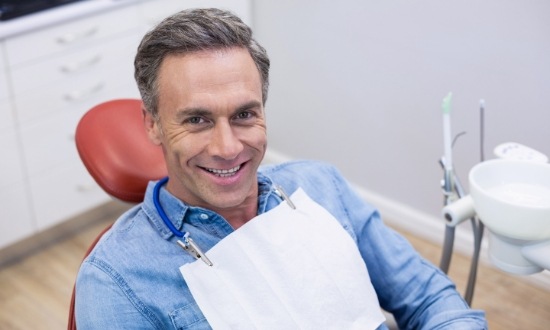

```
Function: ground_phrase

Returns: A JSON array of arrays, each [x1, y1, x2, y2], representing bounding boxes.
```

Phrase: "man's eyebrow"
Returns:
[[235, 100, 263, 112], [175, 108, 211, 121], [174, 100, 263, 121]]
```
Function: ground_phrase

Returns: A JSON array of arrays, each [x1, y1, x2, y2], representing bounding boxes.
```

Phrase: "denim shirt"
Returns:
[[75, 160, 487, 329]]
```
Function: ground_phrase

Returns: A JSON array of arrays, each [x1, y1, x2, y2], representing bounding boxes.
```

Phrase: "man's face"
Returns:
[[145, 47, 267, 213]]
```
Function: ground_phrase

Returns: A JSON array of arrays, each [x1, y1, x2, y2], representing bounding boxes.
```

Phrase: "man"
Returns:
[[75, 8, 487, 329]]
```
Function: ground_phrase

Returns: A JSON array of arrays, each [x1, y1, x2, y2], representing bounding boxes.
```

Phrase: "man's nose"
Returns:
[[208, 121, 244, 159]]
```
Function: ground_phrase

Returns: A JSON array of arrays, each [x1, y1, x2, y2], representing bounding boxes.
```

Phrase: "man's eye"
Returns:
[[235, 111, 253, 120], [187, 117, 204, 124]]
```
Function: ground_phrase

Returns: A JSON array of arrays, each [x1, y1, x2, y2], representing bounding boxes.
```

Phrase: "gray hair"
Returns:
[[134, 8, 270, 118]]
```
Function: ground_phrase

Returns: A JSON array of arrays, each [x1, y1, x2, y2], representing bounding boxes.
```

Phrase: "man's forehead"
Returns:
[[156, 48, 263, 117], [158, 48, 259, 85]]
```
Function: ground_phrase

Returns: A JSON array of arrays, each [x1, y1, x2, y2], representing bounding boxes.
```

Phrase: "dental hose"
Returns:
[[462, 100, 486, 304], [438, 99, 486, 306], [454, 174, 484, 305], [439, 226, 455, 274], [439, 159, 455, 274], [439, 163, 482, 306]]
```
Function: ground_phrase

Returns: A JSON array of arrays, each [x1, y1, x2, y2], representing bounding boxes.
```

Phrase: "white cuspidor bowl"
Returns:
[[469, 159, 550, 241]]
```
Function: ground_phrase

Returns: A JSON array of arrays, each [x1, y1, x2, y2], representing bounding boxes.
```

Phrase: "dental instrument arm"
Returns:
[[438, 96, 486, 306]]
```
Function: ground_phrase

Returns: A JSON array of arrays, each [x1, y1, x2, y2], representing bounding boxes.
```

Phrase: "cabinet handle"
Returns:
[[60, 55, 102, 73], [56, 27, 99, 45], [64, 82, 105, 102]]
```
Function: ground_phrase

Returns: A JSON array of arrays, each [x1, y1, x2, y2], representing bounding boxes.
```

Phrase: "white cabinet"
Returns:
[[0, 120, 34, 248], [6, 6, 140, 230], [5, 6, 141, 68], [6, 5, 142, 231], [0, 126, 35, 247], [6, 8, 141, 123], [10, 33, 140, 123], [29, 161, 110, 231], [0, 44, 35, 247], [0, 176, 34, 248], [0, 4, 142, 246], [0, 43, 14, 131]]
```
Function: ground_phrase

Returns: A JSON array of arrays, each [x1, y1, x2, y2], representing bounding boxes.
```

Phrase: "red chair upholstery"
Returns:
[[75, 98, 167, 203], [68, 99, 167, 329]]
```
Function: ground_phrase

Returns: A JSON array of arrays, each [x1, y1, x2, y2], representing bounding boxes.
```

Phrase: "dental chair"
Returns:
[[68, 98, 167, 330]]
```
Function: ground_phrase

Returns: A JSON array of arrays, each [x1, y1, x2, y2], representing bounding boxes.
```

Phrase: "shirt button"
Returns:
[[199, 214, 209, 220]]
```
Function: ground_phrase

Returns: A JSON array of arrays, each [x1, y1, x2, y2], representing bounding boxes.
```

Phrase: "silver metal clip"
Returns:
[[177, 235, 213, 267], [275, 185, 296, 210]]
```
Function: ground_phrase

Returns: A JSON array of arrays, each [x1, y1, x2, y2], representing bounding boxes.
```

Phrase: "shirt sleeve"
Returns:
[[75, 258, 161, 330], [328, 165, 488, 329]]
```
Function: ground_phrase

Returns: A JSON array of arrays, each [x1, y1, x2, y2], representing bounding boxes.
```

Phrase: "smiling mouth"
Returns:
[[204, 165, 242, 177]]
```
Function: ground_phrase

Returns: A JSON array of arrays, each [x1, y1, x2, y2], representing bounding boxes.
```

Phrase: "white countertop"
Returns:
[[0, 0, 141, 40]]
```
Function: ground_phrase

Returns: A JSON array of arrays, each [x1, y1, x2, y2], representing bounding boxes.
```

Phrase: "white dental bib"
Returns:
[[180, 188, 385, 329]]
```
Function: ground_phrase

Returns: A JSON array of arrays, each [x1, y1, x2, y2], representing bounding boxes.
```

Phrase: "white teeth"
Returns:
[[207, 165, 241, 177]]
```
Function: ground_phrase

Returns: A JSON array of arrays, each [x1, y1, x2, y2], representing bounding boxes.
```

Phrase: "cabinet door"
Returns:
[[4, 5, 140, 68], [0, 45, 34, 249], [0, 66, 8, 101], [20, 103, 84, 177], [0, 86, 15, 132], [10, 33, 137, 97], [12, 33, 140, 123], [0, 53, 14, 131], [29, 162, 110, 231], [0, 98, 15, 131], [0, 184, 35, 248], [0, 75, 7, 100], [19, 61, 140, 178], [0, 125, 26, 188], [0, 126, 35, 248], [9, 8, 142, 232], [0, 42, 4, 72]]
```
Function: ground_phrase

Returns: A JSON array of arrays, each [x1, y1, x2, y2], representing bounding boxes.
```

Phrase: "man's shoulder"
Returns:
[[82, 205, 156, 264], [259, 159, 340, 177], [259, 160, 346, 194]]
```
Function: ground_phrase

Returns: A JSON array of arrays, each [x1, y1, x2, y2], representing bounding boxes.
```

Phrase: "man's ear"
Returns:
[[143, 108, 162, 146]]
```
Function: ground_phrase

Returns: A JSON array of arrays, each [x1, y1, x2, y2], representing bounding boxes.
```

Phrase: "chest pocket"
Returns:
[[169, 301, 211, 330]]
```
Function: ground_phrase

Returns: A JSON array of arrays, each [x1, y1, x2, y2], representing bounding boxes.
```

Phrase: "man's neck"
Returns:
[[218, 201, 258, 229]]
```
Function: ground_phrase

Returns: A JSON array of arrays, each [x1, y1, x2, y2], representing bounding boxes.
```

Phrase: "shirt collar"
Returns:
[[142, 172, 280, 240]]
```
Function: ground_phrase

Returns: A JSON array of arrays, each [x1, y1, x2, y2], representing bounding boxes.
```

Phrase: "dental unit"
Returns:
[[437, 93, 550, 304]]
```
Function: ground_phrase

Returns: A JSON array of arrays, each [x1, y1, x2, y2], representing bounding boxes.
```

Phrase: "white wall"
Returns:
[[253, 0, 550, 221]]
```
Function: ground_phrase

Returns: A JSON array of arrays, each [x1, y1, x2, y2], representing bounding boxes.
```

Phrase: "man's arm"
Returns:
[[329, 165, 488, 329], [75, 259, 161, 329]]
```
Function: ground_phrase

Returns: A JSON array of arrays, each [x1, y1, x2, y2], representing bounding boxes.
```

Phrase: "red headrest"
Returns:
[[75, 99, 167, 203]]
